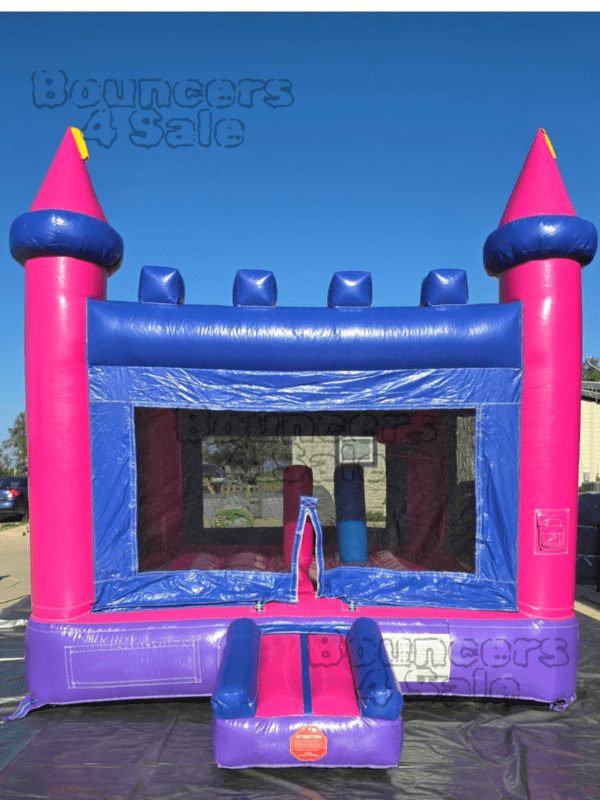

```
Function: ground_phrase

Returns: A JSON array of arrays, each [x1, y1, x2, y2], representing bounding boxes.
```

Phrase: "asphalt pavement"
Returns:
[[0, 523, 31, 619]]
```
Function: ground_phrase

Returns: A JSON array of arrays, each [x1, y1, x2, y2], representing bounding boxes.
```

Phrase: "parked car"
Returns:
[[0, 476, 28, 521]]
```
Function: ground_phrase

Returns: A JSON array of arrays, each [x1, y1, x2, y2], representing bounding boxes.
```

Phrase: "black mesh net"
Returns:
[[134, 408, 476, 575]]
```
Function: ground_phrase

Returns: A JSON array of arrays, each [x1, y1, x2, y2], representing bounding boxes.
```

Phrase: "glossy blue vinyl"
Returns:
[[484, 214, 597, 276], [10, 209, 123, 274], [87, 300, 522, 370]]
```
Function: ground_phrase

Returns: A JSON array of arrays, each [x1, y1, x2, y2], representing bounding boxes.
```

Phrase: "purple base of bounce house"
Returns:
[[9, 615, 577, 714]]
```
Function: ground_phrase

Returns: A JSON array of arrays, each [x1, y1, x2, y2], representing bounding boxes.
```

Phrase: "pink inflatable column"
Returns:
[[283, 465, 314, 594], [11, 129, 122, 621], [485, 130, 596, 618]]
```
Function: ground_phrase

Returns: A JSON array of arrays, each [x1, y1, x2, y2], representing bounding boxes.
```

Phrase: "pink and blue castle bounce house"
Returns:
[[5, 127, 597, 768]]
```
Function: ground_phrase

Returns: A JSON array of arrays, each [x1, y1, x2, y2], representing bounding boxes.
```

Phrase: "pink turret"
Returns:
[[499, 129, 576, 224], [485, 129, 597, 618], [11, 128, 122, 621], [29, 128, 108, 220]]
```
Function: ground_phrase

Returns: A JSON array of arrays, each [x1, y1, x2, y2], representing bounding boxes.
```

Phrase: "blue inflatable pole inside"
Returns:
[[335, 464, 368, 562]]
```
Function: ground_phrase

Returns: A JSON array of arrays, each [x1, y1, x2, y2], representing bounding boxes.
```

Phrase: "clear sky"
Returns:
[[1, 12, 599, 444]]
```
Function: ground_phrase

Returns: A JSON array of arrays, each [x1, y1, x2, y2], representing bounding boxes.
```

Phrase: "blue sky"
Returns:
[[1, 12, 600, 445]]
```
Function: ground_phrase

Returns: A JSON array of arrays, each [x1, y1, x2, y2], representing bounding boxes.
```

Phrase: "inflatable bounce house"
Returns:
[[6, 127, 597, 768]]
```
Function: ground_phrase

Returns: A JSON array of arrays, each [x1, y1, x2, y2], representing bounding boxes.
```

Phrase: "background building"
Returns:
[[580, 382, 600, 488]]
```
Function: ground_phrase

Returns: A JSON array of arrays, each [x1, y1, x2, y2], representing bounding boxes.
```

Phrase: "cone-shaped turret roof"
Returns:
[[484, 129, 597, 276], [30, 127, 107, 221], [499, 129, 576, 225], [10, 128, 123, 274]]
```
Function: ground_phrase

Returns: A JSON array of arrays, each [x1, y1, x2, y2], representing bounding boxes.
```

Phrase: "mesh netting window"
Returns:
[[134, 407, 476, 575]]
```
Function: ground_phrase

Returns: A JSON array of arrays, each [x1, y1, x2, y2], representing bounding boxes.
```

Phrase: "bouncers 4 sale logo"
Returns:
[[31, 70, 295, 150]]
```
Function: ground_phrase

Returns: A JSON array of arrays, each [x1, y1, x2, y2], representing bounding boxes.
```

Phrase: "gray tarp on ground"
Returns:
[[1, 593, 599, 800]]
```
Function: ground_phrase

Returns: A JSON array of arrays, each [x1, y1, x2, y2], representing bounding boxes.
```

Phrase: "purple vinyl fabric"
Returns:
[[376, 617, 579, 707], [11, 615, 578, 719], [23, 618, 226, 706], [212, 715, 403, 768]]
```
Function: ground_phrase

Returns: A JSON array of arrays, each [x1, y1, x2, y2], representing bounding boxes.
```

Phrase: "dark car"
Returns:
[[0, 476, 28, 521]]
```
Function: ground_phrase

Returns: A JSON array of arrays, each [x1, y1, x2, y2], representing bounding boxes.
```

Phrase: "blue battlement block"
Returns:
[[328, 271, 372, 307], [233, 269, 277, 307], [420, 269, 468, 306], [138, 265, 185, 305]]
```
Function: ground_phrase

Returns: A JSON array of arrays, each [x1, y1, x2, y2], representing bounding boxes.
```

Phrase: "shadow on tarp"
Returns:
[[1, 600, 600, 800]]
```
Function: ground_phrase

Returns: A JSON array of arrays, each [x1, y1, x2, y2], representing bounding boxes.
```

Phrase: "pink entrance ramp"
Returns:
[[211, 617, 404, 768]]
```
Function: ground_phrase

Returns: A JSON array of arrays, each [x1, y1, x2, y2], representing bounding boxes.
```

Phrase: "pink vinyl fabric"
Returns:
[[26, 256, 106, 620], [256, 633, 360, 718], [501, 260, 581, 617], [308, 634, 359, 716], [499, 130, 576, 224], [256, 634, 304, 717], [497, 130, 583, 619], [24, 129, 114, 621], [29, 128, 108, 221]]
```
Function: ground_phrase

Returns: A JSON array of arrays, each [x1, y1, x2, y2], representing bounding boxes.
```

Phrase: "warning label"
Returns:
[[290, 725, 328, 762]]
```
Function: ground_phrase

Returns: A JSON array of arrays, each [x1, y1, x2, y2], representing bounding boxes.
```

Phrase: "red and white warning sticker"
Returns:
[[290, 725, 328, 762]]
